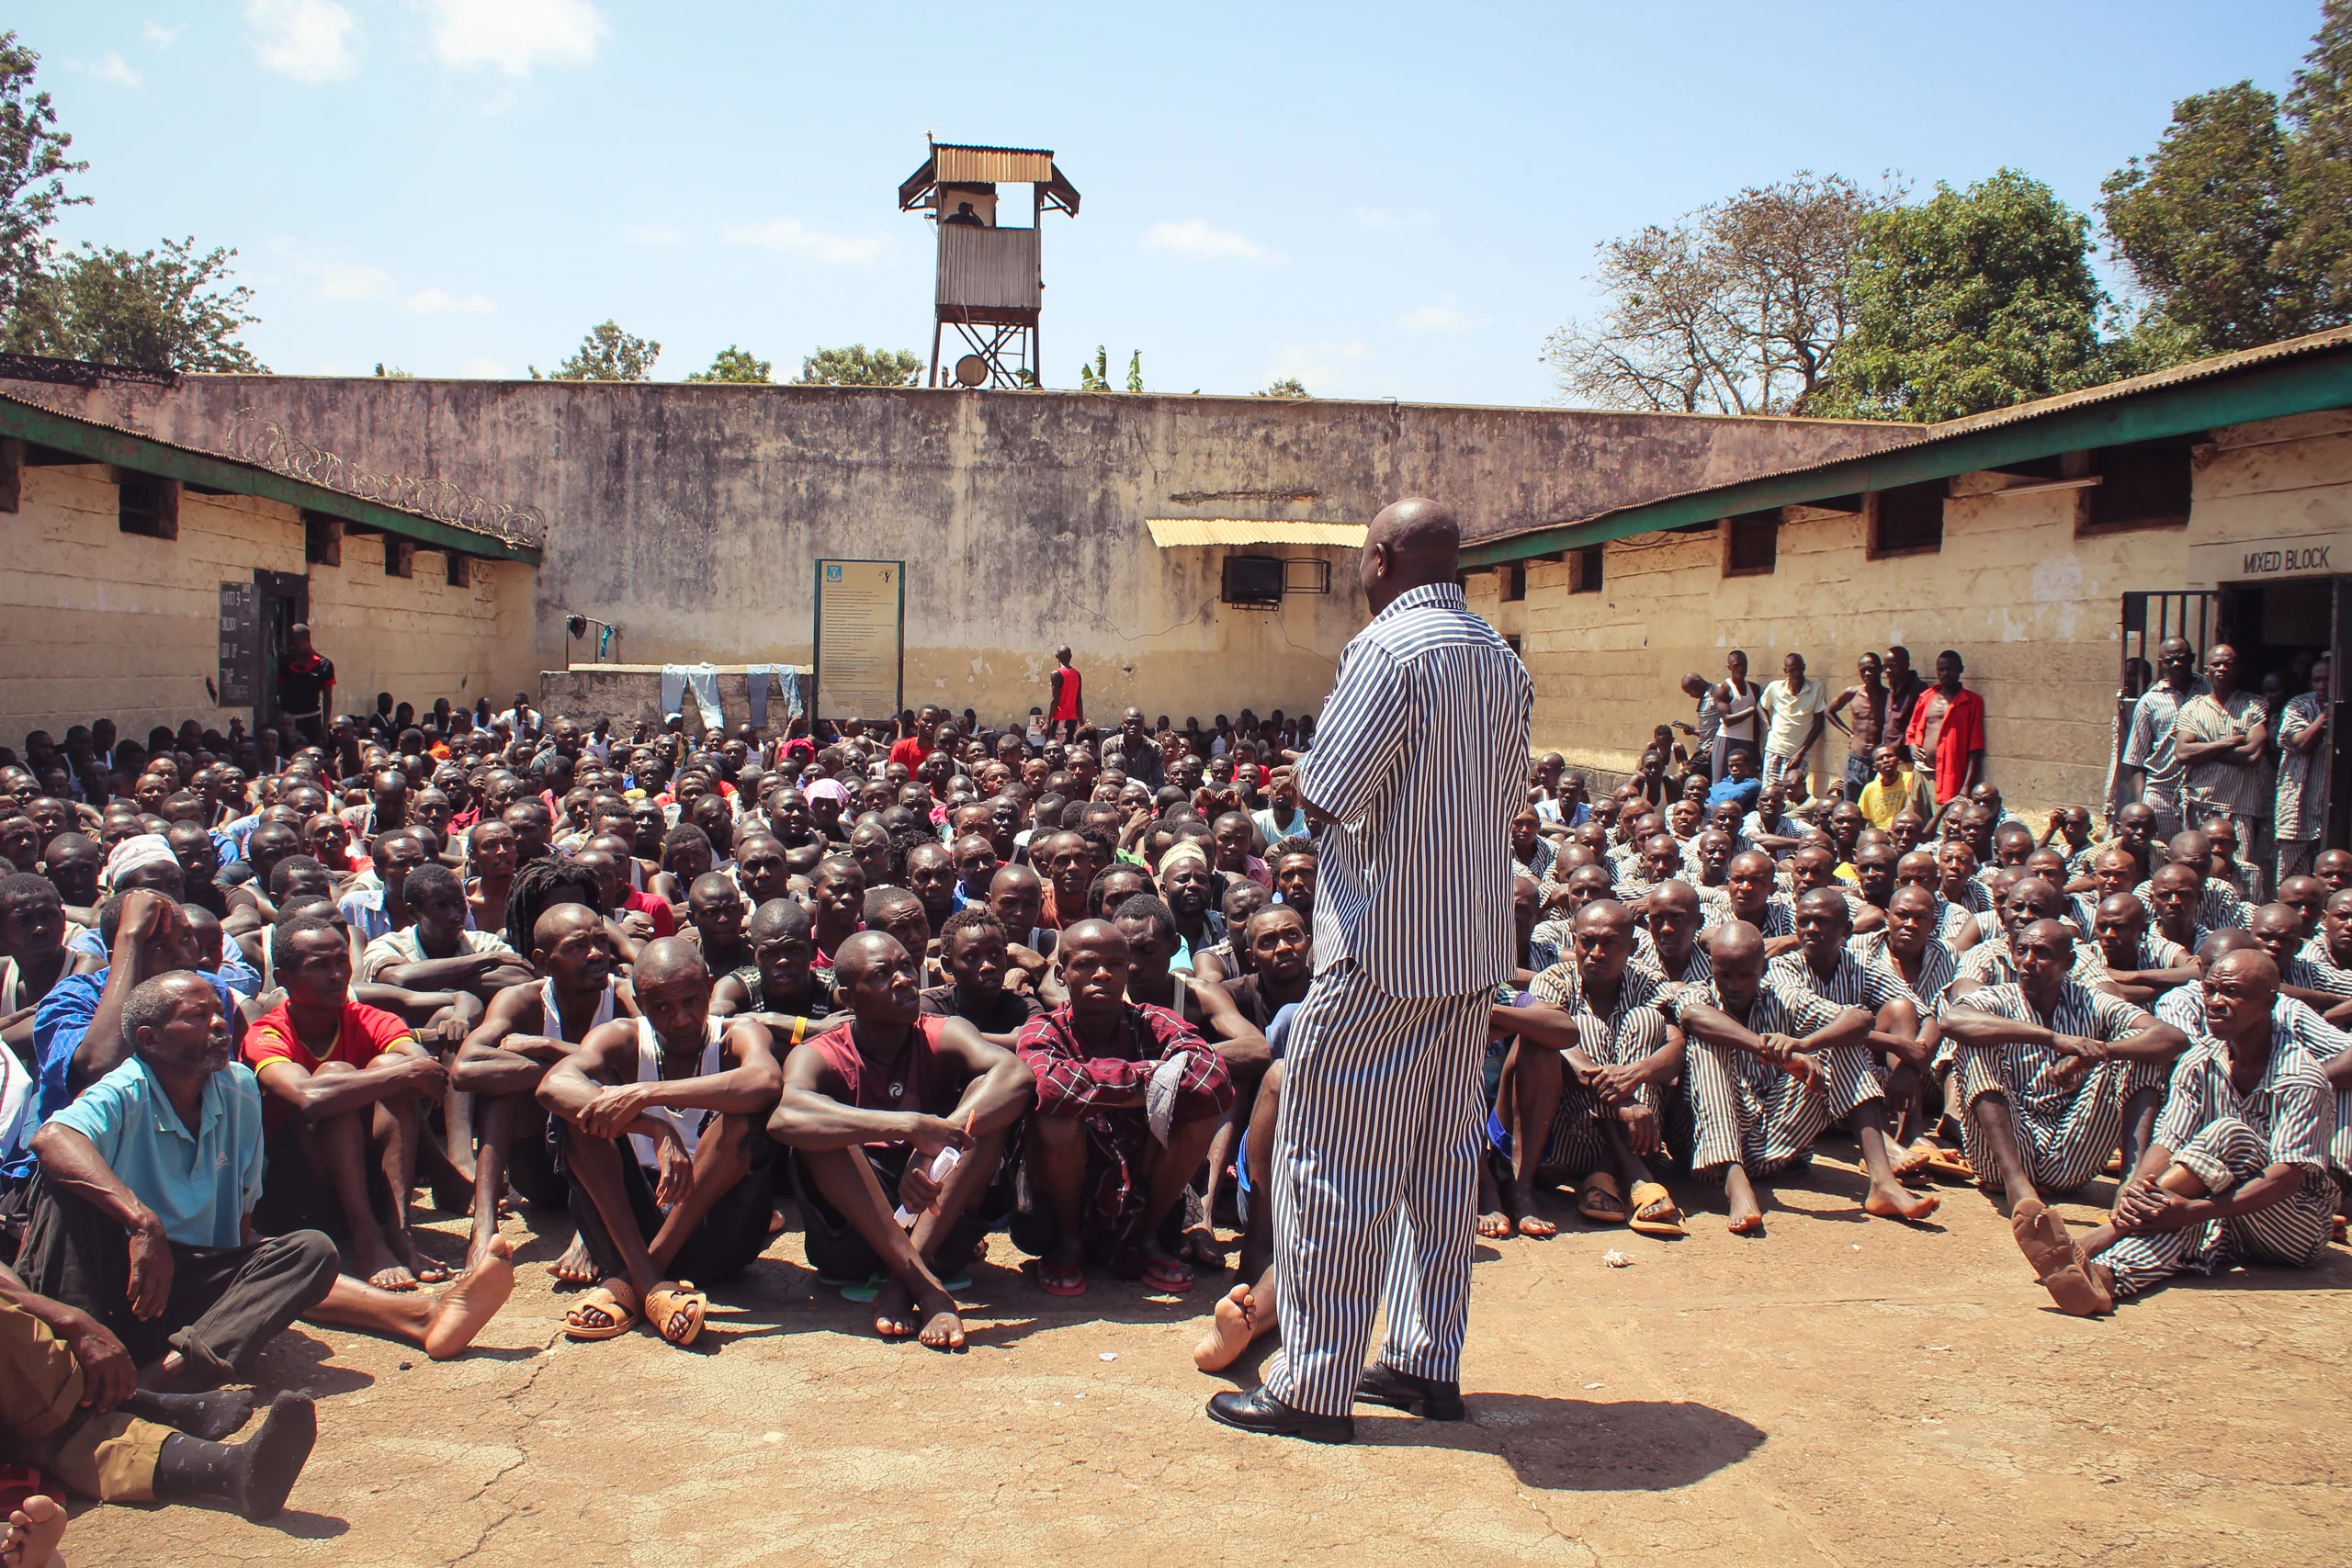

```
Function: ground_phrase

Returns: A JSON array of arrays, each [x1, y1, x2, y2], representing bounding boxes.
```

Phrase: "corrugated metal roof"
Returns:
[[934, 144, 1057, 185], [1460, 324, 2352, 566], [938, 224, 1040, 312], [1146, 518, 1367, 547]]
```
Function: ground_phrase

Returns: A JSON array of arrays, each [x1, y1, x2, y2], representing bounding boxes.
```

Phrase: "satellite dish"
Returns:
[[954, 355, 989, 388]]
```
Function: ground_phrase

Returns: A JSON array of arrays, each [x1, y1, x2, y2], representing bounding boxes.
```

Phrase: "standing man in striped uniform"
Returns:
[[1207, 498, 1531, 1444]]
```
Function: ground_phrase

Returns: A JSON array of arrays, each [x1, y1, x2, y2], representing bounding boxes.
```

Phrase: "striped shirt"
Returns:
[[2155, 1033, 2333, 1176], [1676, 975, 1850, 1042], [2283, 954, 2352, 999], [1632, 933, 1713, 991], [2157, 986, 2342, 1043], [1528, 963, 1672, 1077], [1848, 931, 1961, 1014], [1700, 894, 1793, 938], [1295, 581, 1532, 997], [1941, 981, 2153, 1119], [1769, 948, 1910, 1012], [2132, 877, 2250, 933], [1955, 936, 2107, 989]]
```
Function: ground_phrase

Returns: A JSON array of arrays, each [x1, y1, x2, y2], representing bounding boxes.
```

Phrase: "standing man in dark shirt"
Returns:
[[1826, 652, 1890, 805], [1883, 646, 1927, 772], [274, 626, 334, 751]]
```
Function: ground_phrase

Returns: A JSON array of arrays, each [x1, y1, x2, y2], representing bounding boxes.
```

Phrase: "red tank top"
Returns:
[[807, 1016, 963, 1145], [1050, 664, 1082, 721]]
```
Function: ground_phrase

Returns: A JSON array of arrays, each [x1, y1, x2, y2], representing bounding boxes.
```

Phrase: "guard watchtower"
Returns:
[[898, 140, 1080, 389]]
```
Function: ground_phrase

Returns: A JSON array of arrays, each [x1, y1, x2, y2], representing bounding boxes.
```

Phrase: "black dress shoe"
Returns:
[[1206, 1385, 1355, 1443], [1354, 1362, 1465, 1420]]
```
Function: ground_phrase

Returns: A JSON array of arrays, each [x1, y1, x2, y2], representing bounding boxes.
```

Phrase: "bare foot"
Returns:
[[1891, 1141, 1934, 1179], [1863, 1184, 1941, 1223], [548, 1233, 598, 1285], [1726, 1187, 1765, 1235], [1193, 1283, 1258, 1371], [1476, 1208, 1513, 1239], [1179, 1224, 1225, 1269], [389, 1229, 451, 1286], [2, 1494, 65, 1568], [873, 1278, 915, 1340], [1516, 1212, 1558, 1239], [423, 1237, 515, 1359], [353, 1232, 417, 1292], [913, 1284, 966, 1350]]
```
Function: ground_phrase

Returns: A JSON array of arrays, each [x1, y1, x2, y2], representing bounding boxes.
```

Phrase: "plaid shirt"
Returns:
[[1017, 1001, 1233, 1120]]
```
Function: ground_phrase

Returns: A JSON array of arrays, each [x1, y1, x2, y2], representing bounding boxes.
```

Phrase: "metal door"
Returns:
[[254, 570, 309, 726], [2113, 591, 2223, 817]]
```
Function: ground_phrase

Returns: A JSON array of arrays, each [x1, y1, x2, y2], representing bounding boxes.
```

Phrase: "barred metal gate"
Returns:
[[2111, 592, 2224, 817]]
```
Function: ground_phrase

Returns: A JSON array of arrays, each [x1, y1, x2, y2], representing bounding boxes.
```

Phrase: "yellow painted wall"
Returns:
[[0, 462, 535, 745], [1469, 412, 2352, 818]]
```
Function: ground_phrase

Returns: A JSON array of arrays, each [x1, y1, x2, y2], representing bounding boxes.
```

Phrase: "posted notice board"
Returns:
[[812, 558, 905, 722]]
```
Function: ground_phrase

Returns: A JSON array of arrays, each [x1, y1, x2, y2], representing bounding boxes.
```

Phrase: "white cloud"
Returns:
[[405, 288, 495, 314], [91, 53, 143, 86], [312, 262, 391, 300], [245, 0, 359, 82], [621, 221, 686, 247], [426, 0, 606, 77], [1399, 298, 1491, 333], [719, 216, 887, 265], [1355, 206, 1433, 232], [1143, 219, 1268, 260], [1265, 340, 1372, 390], [459, 355, 511, 378], [143, 21, 185, 47]]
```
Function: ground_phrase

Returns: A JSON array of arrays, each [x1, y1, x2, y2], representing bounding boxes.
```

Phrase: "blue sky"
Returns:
[[18, 1, 2332, 404]]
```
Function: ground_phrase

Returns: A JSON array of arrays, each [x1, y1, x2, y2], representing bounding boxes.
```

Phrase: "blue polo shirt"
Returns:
[[45, 1057, 266, 1247], [31, 968, 247, 1126]]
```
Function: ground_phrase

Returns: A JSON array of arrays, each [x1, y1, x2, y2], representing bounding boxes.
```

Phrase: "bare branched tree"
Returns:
[[1543, 173, 1901, 415]]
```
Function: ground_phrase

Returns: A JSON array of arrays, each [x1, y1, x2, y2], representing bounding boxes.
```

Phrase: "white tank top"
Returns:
[[626, 1014, 724, 1172], [539, 976, 618, 1043]]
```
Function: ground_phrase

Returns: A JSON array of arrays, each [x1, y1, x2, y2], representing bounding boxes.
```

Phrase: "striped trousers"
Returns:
[[2102, 1119, 2336, 1297], [1951, 1047, 2149, 1196], [1262, 961, 1494, 1418], [1684, 1041, 1882, 1179]]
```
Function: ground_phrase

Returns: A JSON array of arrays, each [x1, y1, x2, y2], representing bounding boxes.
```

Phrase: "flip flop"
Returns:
[[561, 1280, 639, 1341], [1625, 1179, 1687, 1238], [2040, 1259, 2115, 1317], [1576, 1170, 1628, 1224], [1035, 1255, 1089, 1297], [1141, 1253, 1195, 1293], [643, 1280, 707, 1346], [1918, 1144, 1976, 1181]]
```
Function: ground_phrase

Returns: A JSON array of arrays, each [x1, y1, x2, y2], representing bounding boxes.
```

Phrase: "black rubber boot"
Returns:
[[151, 1392, 316, 1520], [120, 1386, 258, 1441]]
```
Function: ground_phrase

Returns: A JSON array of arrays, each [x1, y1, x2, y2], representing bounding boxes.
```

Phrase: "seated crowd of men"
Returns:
[[0, 693, 2342, 1529], [1508, 748, 2349, 1321]]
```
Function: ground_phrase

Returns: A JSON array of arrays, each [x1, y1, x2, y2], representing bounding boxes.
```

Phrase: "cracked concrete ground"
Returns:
[[67, 1143, 2352, 1567]]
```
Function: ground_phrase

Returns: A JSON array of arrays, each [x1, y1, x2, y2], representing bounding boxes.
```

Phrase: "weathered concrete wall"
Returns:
[[8, 376, 1916, 725], [0, 460, 534, 744], [1472, 412, 2352, 819], [537, 664, 808, 733]]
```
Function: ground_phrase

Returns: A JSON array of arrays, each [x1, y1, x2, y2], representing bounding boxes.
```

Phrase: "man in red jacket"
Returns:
[[1904, 649, 1987, 818]]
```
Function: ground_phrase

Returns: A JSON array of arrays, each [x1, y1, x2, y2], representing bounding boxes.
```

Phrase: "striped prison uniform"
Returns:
[[1506, 964, 1676, 1178], [1673, 976, 1872, 1179], [2263, 998, 2352, 1180], [2080, 931, 2195, 981], [1939, 981, 2157, 1195], [2283, 953, 2352, 1003], [1261, 580, 1532, 1419], [1766, 949, 1906, 1106], [1953, 935, 2108, 991], [1633, 935, 1713, 995], [2132, 878, 2250, 932], [1699, 895, 1794, 941], [2100, 1032, 2336, 1297]]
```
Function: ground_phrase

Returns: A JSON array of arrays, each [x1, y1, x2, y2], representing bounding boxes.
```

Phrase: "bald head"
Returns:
[[833, 929, 908, 988], [533, 900, 603, 952], [1363, 498, 1461, 615], [634, 935, 709, 988]]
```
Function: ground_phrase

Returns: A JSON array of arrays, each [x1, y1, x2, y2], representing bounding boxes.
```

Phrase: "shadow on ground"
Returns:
[[1366, 1394, 1767, 1490]]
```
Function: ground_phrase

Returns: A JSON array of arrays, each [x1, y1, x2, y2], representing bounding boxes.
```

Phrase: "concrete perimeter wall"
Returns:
[[9, 376, 1915, 727]]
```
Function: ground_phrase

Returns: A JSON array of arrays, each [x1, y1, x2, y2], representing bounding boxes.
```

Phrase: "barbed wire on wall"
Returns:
[[221, 407, 549, 549]]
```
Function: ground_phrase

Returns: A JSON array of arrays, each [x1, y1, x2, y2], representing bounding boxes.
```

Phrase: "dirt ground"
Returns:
[[64, 1142, 2352, 1568]]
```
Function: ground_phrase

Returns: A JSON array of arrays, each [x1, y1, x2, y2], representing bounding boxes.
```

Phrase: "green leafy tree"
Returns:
[[3, 237, 264, 372], [2100, 3, 2352, 355], [1078, 345, 1110, 390], [534, 320, 660, 381], [792, 344, 919, 386], [1125, 351, 1144, 393], [1819, 170, 2107, 422], [1256, 377, 1310, 398], [0, 33, 85, 326], [373, 362, 412, 378], [686, 344, 772, 383]]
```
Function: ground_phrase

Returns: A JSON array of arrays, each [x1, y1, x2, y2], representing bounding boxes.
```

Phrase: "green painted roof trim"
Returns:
[[0, 396, 542, 564], [1460, 353, 2352, 569]]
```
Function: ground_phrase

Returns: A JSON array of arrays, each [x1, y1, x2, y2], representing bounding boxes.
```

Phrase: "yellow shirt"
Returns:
[[1857, 771, 1914, 830]]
